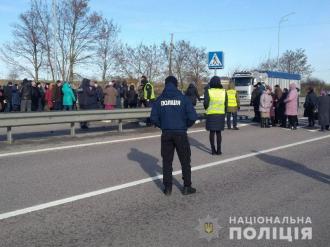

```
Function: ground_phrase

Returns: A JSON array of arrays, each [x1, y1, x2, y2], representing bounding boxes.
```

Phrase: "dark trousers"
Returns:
[[253, 105, 260, 122], [20, 99, 31, 112], [281, 115, 287, 127], [5, 102, 12, 112], [308, 112, 315, 126], [161, 132, 191, 188], [63, 105, 73, 111], [226, 112, 237, 128], [53, 101, 62, 111], [288, 115, 297, 128], [209, 131, 222, 152]]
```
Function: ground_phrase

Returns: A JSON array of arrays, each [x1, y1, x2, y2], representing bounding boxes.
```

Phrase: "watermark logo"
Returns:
[[195, 215, 222, 242], [195, 215, 312, 243]]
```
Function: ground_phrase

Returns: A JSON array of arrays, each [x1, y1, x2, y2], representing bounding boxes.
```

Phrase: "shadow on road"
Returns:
[[189, 137, 211, 154], [254, 151, 330, 185], [127, 148, 182, 191]]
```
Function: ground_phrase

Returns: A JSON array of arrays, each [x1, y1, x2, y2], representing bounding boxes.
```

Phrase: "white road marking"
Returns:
[[0, 133, 329, 221], [0, 124, 248, 158], [305, 128, 321, 132]]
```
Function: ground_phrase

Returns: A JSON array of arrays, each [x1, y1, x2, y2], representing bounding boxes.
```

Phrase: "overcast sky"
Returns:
[[0, 0, 329, 81]]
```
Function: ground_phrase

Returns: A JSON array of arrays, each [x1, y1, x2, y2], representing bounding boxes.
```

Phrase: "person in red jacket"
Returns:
[[44, 83, 54, 111]]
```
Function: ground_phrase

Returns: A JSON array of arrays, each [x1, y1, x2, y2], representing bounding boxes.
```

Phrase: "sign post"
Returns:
[[208, 51, 224, 76]]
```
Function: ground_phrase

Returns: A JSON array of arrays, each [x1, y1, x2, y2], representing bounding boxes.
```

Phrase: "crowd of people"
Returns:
[[250, 82, 330, 131], [1, 76, 329, 132], [0, 76, 155, 113]]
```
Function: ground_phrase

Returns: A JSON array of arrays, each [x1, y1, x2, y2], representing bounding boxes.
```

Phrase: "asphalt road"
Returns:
[[0, 121, 329, 247]]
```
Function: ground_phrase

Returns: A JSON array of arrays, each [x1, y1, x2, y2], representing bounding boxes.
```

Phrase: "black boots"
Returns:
[[261, 118, 270, 128], [163, 186, 196, 196], [182, 186, 197, 195], [211, 146, 217, 155], [163, 187, 172, 196], [211, 145, 222, 155], [260, 118, 265, 128]]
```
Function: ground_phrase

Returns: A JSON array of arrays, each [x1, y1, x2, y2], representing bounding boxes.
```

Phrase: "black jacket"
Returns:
[[304, 91, 318, 110], [4, 85, 13, 102], [150, 83, 198, 133], [78, 79, 98, 109], [20, 80, 32, 100], [185, 83, 200, 106], [127, 89, 138, 106]]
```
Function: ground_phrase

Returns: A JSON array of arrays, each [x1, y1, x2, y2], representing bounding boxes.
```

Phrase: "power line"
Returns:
[[172, 21, 330, 35]]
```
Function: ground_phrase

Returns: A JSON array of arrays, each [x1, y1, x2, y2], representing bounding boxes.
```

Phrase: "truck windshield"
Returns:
[[234, 77, 252, 86]]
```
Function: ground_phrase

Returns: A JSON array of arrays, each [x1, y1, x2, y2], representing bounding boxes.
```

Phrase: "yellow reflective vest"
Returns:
[[206, 88, 226, 115], [144, 82, 155, 100], [227, 89, 238, 107]]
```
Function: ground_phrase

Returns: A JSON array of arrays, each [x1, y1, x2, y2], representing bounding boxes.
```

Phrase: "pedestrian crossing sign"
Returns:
[[208, 51, 224, 69]]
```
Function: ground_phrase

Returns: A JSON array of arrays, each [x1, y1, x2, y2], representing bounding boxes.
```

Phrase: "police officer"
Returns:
[[204, 76, 227, 155], [150, 76, 198, 196], [226, 81, 240, 130], [144, 78, 155, 107]]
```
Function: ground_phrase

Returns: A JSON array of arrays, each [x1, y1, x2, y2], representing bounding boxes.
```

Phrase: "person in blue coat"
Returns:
[[150, 76, 198, 196]]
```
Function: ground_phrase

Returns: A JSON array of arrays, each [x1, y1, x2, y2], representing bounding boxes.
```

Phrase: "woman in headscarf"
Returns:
[[303, 87, 318, 127], [318, 90, 330, 131], [274, 85, 283, 126], [259, 86, 273, 128], [284, 83, 299, 130]]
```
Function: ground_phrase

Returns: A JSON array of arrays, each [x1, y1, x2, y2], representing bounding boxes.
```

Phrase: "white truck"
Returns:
[[232, 70, 301, 105]]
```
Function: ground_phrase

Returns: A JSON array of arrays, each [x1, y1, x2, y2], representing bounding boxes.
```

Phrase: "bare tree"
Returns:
[[172, 40, 190, 89], [54, 0, 102, 81], [33, 0, 56, 82], [139, 44, 165, 82], [96, 18, 119, 82], [279, 49, 313, 77], [114, 43, 165, 81], [258, 49, 313, 78], [1, 4, 44, 81], [7, 67, 19, 81], [259, 58, 278, 71], [186, 46, 208, 87], [114, 44, 139, 79]]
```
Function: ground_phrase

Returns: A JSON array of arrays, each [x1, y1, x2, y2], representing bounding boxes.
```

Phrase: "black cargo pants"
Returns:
[[161, 132, 192, 189]]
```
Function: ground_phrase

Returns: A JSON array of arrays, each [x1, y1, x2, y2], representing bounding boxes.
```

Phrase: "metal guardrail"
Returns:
[[0, 106, 206, 143]]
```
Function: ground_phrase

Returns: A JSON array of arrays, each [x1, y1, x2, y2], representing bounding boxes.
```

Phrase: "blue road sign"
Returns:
[[208, 51, 224, 69]]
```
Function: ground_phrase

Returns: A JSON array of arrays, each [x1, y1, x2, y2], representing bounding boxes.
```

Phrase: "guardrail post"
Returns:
[[7, 127, 12, 144], [118, 120, 123, 132], [70, 122, 75, 137]]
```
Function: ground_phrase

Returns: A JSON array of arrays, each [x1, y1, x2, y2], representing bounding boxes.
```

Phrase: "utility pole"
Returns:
[[277, 12, 295, 69], [168, 33, 174, 76]]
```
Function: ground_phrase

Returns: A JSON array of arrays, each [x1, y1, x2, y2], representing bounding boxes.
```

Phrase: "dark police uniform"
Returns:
[[150, 76, 198, 195]]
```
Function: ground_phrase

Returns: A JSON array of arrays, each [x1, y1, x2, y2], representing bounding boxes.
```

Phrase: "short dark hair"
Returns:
[[209, 76, 222, 88], [165, 76, 178, 87]]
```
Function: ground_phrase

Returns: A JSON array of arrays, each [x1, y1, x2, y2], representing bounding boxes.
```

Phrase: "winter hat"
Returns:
[[165, 76, 178, 87]]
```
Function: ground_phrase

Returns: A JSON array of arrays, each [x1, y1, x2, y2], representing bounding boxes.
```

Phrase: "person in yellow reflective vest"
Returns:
[[226, 82, 240, 130], [143, 79, 156, 106], [139, 75, 156, 126], [203, 76, 227, 155]]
